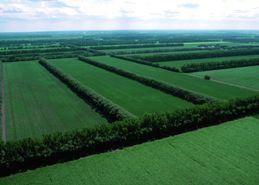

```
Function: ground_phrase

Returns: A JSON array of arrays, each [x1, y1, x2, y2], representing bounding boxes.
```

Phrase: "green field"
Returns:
[[1, 116, 259, 185], [159, 55, 259, 69], [3, 62, 106, 141], [89, 56, 258, 100], [49, 58, 192, 116], [193, 66, 259, 91]]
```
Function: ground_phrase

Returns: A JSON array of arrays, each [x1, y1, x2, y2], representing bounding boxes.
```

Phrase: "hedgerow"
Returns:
[[181, 58, 259, 72], [78, 56, 213, 104], [137, 48, 259, 62], [90, 43, 184, 50], [111, 55, 180, 72], [0, 96, 259, 176], [39, 58, 134, 122]]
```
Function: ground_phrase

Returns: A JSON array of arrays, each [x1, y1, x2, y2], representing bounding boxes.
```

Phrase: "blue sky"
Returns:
[[0, 0, 259, 32]]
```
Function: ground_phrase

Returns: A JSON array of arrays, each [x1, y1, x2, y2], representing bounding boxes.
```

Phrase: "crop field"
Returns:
[[1, 117, 259, 185], [1, 31, 259, 184], [193, 66, 259, 91], [49, 58, 193, 116], [3, 62, 106, 140], [158, 55, 259, 69], [88, 56, 258, 100]]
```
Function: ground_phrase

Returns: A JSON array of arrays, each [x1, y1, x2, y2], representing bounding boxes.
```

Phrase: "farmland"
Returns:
[[0, 30, 259, 184], [3, 62, 106, 140], [193, 66, 259, 91], [48, 58, 193, 116], [1, 117, 258, 185], [159, 55, 259, 69], [88, 55, 258, 100]]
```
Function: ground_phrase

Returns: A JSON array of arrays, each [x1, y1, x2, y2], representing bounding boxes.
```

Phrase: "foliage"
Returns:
[[111, 55, 180, 72], [181, 58, 259, 72], [39, 58, 134, 122], [79, 56, 213, 104], [90, 43, 184, 50], [0, 96, 259, 176], [137, 48, 259, 62]]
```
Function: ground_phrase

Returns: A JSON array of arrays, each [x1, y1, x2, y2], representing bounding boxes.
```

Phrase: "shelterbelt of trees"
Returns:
[[39, 58, 134, 122], [137, 48, 259, 62], [0, 51, 100, 62], [79, 56, 212, 104], [111, 55, 180, 72], [181, 58, 259, 72], [90, 43, 184, 50], [0, 96, 259, 177]]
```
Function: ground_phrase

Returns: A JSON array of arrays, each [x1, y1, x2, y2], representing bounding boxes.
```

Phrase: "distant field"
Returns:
[[3, 62, 106, 141], [1, 117, 259, 185], [49, 58, 192, 116], [89, 56, 258, 100], [159, 55, 259, 69], [193, 66, 259, 91]]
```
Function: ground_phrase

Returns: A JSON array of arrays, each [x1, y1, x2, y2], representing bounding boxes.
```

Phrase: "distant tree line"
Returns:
[[79, 56, 214, 104], [181, 58, 259, 72], [0, 51, 98, 63], [109, 47, 214, 55], [0, 95, 259, 176], [0, 61, 2, 130], [111, 55, 180, 72], [39, 58, 134, 122], [90, 43, 184, 50], [136, 48, 259, 62]]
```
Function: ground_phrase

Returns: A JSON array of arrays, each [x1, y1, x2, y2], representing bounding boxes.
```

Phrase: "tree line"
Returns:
[[0, 51, 98, 63], [79, 56, 214, 104], [90, 43, 184, 50], [39, 58, 134, 122], [181, 58, 259, 72], [111, 55, 180, 72], [1, 95, 259, 176], [136, 48, 259, 62]]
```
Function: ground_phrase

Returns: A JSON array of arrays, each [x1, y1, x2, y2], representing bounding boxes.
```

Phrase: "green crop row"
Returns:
[[39, 58, 134, 122], [79, 56, 213, 104], [0, 96, 259, 177], [181, 58, 259, 72]]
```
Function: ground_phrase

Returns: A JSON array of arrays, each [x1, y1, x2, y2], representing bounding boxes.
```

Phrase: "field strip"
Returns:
[[188, 73, 259, 93], [1, 70, 6, 142]]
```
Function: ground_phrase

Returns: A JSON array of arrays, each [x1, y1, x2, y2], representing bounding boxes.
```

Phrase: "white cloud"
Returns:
[[0, 0, 259, 31]]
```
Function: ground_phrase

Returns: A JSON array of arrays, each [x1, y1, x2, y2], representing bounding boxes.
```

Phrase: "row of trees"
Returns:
[[109, 47, 207, 55], [1, 95, 259, 176], [137, 48, 259, 62], [0, 47, 79, 56], [181, 58, 259, 72], [0, 50, 98, 63], [90, 43, 184, 50], [79, 56, 214, 104], [39, 58, 134, 122], [111, 55, 180, 72]]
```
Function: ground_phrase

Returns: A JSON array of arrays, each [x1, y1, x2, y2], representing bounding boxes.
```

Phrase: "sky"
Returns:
[[0, 0, 259, 32]]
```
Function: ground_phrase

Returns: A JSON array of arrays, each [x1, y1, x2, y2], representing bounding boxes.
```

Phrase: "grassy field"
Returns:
[[49, 58, 192, 116], [158, 55, 259, 69], [89, 56, 258, 100], [3, 62, 106, 141], [193, 66, 259, 91], [1, 116, 259, 185]]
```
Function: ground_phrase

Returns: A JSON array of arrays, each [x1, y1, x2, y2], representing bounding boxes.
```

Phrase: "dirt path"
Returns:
[[188, 73, 259, 93], [1, 71, 6, 143]]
